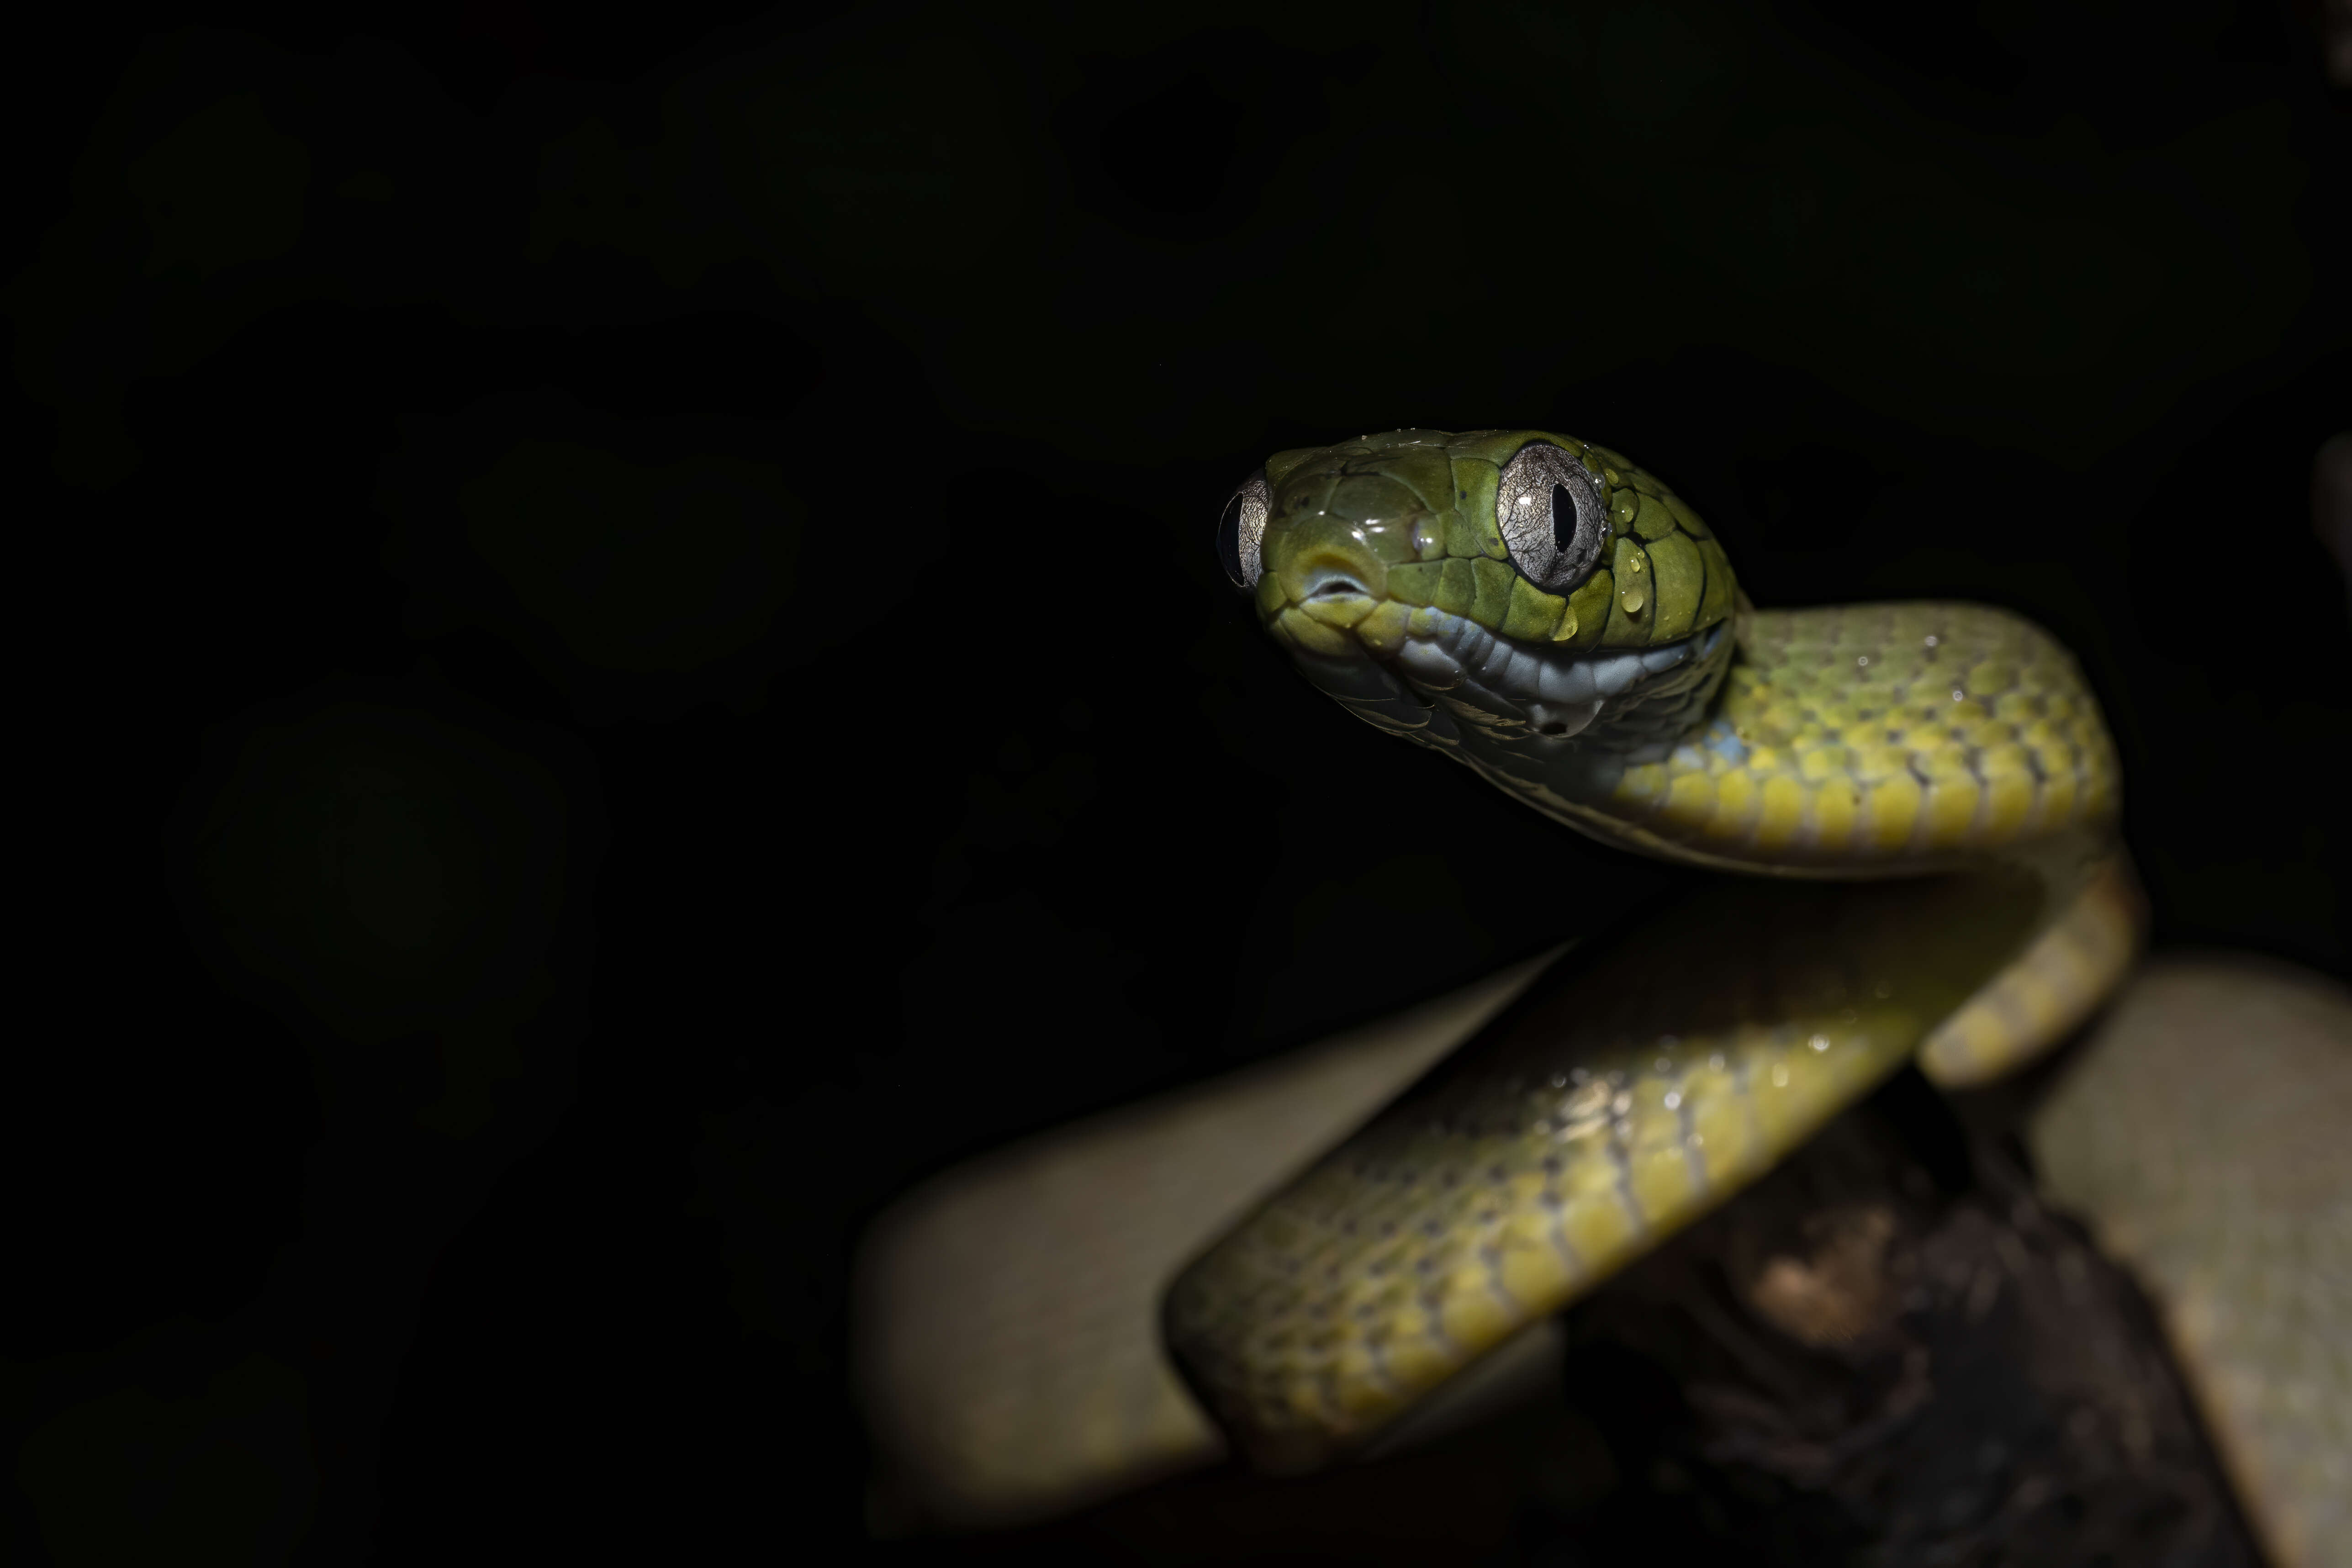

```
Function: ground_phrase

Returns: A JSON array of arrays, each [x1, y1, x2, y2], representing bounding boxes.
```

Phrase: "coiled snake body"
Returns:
[[858, 430, 2349, 1564]]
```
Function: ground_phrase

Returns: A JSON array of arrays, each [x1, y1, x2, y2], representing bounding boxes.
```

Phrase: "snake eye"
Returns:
[[1497, 443, 1605, 596], [1217, 470, 1273, 590]]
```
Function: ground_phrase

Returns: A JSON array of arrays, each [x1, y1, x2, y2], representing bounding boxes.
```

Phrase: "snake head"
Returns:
[[1218, 429, 1740, 764]]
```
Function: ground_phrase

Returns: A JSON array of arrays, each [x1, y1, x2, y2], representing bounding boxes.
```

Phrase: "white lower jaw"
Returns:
[[1285, 607, 1724, 757], [1391, 608, 1713, 707]]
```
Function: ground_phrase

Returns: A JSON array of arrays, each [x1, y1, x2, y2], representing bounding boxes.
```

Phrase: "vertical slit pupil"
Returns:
[[1549, 483, 1575, 553]]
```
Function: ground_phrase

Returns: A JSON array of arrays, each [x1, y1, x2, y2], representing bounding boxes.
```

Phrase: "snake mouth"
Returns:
[[1279, 599, 1730, 750], [1388, 607, 1727, 738]]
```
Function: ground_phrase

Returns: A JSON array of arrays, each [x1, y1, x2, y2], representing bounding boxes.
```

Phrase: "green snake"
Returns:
[[856, 429, 2350, 1564]]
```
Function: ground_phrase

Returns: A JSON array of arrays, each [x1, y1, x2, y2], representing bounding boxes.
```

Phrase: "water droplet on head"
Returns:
[[1622, 589, 1646, 613], [1924, 634, 1939, 646], [1856, 655, 1870, 667], [1808, 1034, 1831, 1052], [1952, 690, 1965, 701]]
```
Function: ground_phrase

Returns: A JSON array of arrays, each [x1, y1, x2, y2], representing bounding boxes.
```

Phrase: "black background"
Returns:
[[4, 2, 2346, 1563]]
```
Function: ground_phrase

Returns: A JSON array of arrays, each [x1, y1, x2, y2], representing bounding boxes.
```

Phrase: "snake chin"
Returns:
[[1285, 610, 1732, 773]]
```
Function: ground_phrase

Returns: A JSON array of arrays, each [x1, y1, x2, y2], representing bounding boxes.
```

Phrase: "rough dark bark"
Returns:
[[1524, 1064, 2262, 1568]]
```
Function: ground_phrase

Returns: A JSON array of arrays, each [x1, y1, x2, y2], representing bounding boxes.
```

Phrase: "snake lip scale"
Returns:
[[1300, 605, 1727, 746]]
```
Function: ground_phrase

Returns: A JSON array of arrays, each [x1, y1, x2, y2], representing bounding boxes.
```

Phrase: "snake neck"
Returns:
[[1385, 601, 2122, 882]]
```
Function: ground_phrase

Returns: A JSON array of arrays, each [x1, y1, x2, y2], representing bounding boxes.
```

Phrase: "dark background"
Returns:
[[4, 1, 2346, 1563]]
